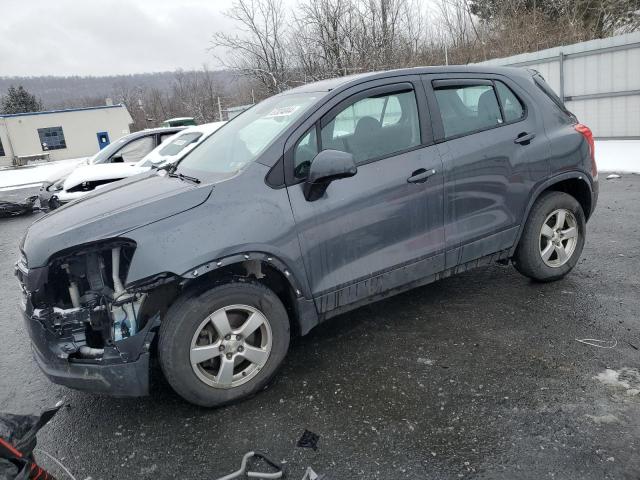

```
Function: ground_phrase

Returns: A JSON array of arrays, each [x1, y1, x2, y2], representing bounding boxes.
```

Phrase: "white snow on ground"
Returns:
[[595, 140, 639, 173], [0, 158, 86, 191], [0, 140, 636, 192]]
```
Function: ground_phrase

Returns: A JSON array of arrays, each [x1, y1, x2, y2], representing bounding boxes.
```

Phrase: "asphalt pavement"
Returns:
[[0, 176, 639, 479]]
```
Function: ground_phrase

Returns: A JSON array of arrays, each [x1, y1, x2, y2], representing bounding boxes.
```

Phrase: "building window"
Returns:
[[37, 126, 67, 151], [0, 137, 5, 157]]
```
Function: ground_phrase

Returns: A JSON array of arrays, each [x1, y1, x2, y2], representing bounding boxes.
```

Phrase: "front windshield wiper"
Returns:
[[167, 171, 201, 184]]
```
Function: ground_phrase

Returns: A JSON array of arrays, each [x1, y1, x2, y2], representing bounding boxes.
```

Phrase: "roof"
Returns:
[[0, 104, 128, 118], [163, 117, 194, 122], [286, 65, 532, 94], [226, 104, 253, 112]]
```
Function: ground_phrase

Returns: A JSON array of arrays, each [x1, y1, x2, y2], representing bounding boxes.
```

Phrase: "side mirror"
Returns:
[[303, 150, 357, 201]]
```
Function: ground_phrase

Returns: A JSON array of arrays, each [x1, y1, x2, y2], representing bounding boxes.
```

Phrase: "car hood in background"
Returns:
[[62, 163, 150, 191], [42, 157, 90, 184], [23, 173, 215, 268]]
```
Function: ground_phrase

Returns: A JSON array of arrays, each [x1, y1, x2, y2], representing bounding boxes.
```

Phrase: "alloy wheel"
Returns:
[[190, 304, 273, 389], [539, 208, 578, 268]]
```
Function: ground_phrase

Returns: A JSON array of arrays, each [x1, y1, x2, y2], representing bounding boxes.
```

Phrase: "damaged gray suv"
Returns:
[[17, 67, 598, 407]]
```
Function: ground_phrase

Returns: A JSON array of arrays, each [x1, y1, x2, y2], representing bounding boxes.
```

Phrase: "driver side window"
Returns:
[[292, 87, 421, 179], [117, 136, 155, 163], [321, 89, 420, 165]]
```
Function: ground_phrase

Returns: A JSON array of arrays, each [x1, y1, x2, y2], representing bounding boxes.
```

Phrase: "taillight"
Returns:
[[574, 123, 597, 177]]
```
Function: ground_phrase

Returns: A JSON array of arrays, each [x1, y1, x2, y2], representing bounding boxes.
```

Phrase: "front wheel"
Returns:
[[513, 191, 586, 282], [158, 282, 290, 407]]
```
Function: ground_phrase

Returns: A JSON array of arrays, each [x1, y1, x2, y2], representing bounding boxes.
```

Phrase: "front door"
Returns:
[[286, 80, 445, 314], [97, 131, 110, 149]]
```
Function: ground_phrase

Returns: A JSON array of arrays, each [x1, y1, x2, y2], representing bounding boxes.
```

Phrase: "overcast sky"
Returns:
[[0, 0, 250, 77]]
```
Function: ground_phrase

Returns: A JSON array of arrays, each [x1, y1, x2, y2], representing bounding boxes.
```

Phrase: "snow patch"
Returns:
[[586, 413, 620, 425], [417, 358, 435, 366], [595, 140, 640, 173], [594, 367, 640, 395], [0, 158, 86, 190]]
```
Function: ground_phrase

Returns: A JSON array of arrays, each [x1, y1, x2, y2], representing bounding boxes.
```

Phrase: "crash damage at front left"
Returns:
[[16, 240, 177, 396]]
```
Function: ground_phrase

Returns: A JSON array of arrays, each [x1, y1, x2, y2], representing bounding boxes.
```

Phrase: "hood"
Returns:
[[23, 172, 214, 268], [63, 163, 150, 190], [43, 158, 89, 184]]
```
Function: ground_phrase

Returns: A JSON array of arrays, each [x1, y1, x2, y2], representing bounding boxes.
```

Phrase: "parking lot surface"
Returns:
[[1, 177, 639, 479]]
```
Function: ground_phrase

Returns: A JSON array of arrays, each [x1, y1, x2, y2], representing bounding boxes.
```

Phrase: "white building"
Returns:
[[0, 104, 133, 167]]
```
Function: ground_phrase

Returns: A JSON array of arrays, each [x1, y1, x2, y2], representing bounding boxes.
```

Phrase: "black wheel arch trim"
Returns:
[[509, 170, 595, 257], [180, 251, 307, 296]]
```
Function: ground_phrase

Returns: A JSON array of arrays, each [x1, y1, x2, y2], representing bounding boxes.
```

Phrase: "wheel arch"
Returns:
[[510, 172, 594, 256], [178, 252, 318, 337]]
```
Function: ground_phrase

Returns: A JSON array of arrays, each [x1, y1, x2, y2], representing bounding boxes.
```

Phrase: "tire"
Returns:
[[513, 191, 586, 282], [158, 281, 290, 407]]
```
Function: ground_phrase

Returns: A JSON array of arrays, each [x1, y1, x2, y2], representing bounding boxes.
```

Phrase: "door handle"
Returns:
[[407, 168, 437, 184], [514, 132, 536, 145]]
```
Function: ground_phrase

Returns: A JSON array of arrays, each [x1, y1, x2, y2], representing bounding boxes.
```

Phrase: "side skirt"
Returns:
[[317, 248, 510, 323]]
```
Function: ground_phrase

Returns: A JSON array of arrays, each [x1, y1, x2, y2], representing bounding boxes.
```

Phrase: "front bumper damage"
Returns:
[[23, 309, 157, 397], [16, 242, 162, 397]]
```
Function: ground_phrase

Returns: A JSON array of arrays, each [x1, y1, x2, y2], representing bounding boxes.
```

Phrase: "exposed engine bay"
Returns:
[[24, 241, 174, 363]]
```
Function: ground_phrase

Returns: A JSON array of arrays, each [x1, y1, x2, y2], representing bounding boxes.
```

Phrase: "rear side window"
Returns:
[[320, 89, 420, 164], [495, 81, 525, 122], [434, 84, 502, 138], [533, 73, 575, 120]]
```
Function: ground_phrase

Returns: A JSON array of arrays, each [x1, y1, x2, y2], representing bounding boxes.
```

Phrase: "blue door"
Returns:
[[97, 131, 110, 149]]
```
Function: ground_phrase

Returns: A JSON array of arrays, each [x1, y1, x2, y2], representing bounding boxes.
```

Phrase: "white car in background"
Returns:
[[43, 122, 225, 209]]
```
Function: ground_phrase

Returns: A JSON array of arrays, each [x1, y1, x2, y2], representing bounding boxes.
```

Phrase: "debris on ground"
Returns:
[[0, 402, 65, 480], [0, 196, 40, 218], [297, 430, 320, 451], [575, 337, 617, 348], [606, 173, 622, 179], [214, 451, 283, 480], [302, 467, 331, 479]]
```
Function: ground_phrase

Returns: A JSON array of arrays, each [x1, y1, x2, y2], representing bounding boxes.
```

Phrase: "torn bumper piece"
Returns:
[[22, 309, 157, 397]]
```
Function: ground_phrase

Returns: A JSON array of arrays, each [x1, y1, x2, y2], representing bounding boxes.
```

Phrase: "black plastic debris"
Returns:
[[0, 196, 40, 218], [297, 430, 320, 451], [0, 403, 62, 479]]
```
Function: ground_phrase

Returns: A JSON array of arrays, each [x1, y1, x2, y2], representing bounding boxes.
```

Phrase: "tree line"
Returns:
[[213, 0, 640, 96], [2, 0, 638, 128]]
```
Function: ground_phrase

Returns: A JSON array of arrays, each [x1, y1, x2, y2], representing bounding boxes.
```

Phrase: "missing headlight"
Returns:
[[35, 241, 144, 356]]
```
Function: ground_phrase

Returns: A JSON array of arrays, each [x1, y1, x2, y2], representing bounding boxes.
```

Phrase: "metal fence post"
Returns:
[[559, 51, 565, 102]]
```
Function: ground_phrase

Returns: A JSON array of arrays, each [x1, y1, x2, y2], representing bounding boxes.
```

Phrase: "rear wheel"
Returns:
[[158, 282, 290, 407], [514, 191, 586, 282]]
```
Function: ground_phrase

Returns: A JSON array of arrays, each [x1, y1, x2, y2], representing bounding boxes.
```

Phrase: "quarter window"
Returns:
[[293, 127, 319, 179], [37, 126, 66, 151], [495, 81, 524, 122], [0, 136, 5, 156], [434, 84, 503, 138], [320, 89, 420, 164]]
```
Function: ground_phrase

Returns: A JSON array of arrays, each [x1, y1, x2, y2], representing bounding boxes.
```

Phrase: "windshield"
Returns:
[[176, 93, 320, 175], [136, 132, 203, 168]]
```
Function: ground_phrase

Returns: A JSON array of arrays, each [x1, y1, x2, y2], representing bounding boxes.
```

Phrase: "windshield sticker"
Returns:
[[264, 105, 300, 118]]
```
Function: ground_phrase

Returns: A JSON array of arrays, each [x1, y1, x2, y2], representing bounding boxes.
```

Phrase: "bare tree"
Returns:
[[211, 0, 291, 96]]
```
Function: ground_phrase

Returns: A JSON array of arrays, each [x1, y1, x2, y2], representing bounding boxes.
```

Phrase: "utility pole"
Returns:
[[444, 45, 449, 66], [217, 96, 223, 121]]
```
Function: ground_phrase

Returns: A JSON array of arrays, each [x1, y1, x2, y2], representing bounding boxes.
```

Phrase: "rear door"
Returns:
[[422, 74, 549, 266], [285, 78, 445, 314]]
